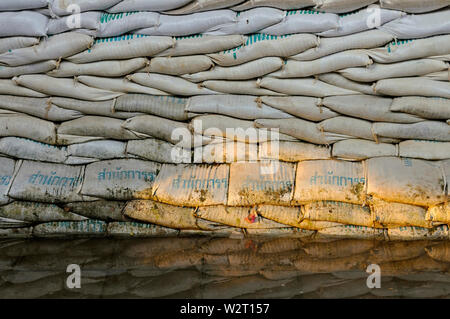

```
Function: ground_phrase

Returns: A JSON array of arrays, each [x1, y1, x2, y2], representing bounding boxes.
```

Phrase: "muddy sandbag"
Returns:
[[367, 157, 446, 207], [0, 79, 47, 98], [107, 222, 179, 237], [426, 242, 450, 263], [48, 58, 148, 78], [303, 201, 373, 227], [33, 220, 108, 238], [127, 138, 192, 164], [332, 139, 398, 161], [0, 201, 85, 222], [14, 75, 123, 101], [208, 33, 317, 67], [0, 114, 56, 144], [399, 140, 450, 160], [370, 198, 431, 228], [8, 161, 87, 203], [227, 162, 296, 206], [372, 121, 450, 142], [0, 137, 67, 163], [196, 206, 288, 229], [387, 225, 449, 241], [67, 35, 174, 63], [390, 96, 450, 120], [259, 78, 360, 96], [259, 141, 331, 162], [0, 60, 58, 78], [323, 95, 424, 123], [152, 164, 229, 207], [0, 95, 82, 122], [81, 159, 161, 200], [374, 78, 450, 99], [318, 225, 386, 240], [0, 157, 15, 205], [294, 160, 366, 204], [0, 227, 32, 239], [65, 201, 128, 222], [0, 32, 93, 67], [426, 203, 450, 224], [260, 96, 338, 121]]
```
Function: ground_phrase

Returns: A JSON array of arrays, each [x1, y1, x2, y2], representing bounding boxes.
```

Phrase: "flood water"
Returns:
[[0, 237, 449, 299]]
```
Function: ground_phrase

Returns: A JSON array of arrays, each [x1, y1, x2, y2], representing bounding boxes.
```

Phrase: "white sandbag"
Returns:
[[373, 78, 450, 99], [390, 97, 450, 120], [33, 221, 107, 237], [135, 10, 236, 36], [270, 50, 372, 78], [14, 75, 123, 101], [67, 140, 127, 160], [0, 32, 93, 67], [0, 11, 48, 37], [303, 201, 373, 227], [0, 157, 15, 205], [48, 58, 147, 77], [372, 121, 450, 142], [0, 0, 48, 11], [259, 78, 360, 96], [127, 138, 192, 164], [317, 73, 375, 95], [255, 118, 351, 145], [51, 97, 142, 119], [0, 201, 85, 223], [0, 79, 47, 98], [187, 95, 292, 120], [157, 35, 245, 57], [319, 6, 405, 37], [379, 10, 450, 39], [47, 11, 101, 35], [64, 156, 99, 165], [122, 115, 191, 147], [317, 225, 385, 240], [97, 12, 160, 37], [387, 225, 449, 241], [380, 0, 450, 13], [58, 116, 145, 141], [183, 57, 283, 82], [261, 10, 338, 35], [76, 76, 168, 95], [294, 160, 366, 204], [259, 141, 331, 162], [260, 96, 338, 121], [108, 0, 192, 12], [426, 203, 450, 223], [81, 159, 161, 200], [322, 95, 424, 123], [0, 137, 67, 163], [114, 94, 189, 121], [8, 161, 86, 203], [424, 71, 450, 82], [314, 0, 378, 13], [0, 37, 39, 54], [202, 80, 282, 96], [367, 35, 450, 63], [144, 56, 213, 76], [332, 139, 398, 160], [129, 73, 216, 96], [399, 140, 450, 160], [207, 8, 285, 36], [233, 0, 315, 10], [208, 34, 318, 67], [0, 114, 56, 144], [50, 0, 123, 16], [367, 157, 446, 207], [67, 35, 173, 63], [370, 198, 430, 228], [152, 164, 229, 206], [0, 95, 82, 122], [227, 162, 295, 206], [318, 117, 377, 142], [0, 60, 58, 78], [166, 0, 245, 14], [340, 59, 448, 82], [292, 30, 394, 61]]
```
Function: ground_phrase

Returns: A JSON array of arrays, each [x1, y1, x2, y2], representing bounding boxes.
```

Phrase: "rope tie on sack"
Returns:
[[371, 124, 379, 144], [111, 98, 117, 114], [256, 78, 262, 88], [55, 57, 62, 69], [255, 97, 263, 108], [315, 36, 321, 51], [316, 98, 324, 113]]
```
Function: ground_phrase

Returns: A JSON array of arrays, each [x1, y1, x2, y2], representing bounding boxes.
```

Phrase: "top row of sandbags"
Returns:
[[0, 0, 448, 14]]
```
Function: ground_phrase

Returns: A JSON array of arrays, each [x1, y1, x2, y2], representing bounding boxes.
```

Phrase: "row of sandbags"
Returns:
[[2, 7, 450, 38], [0, 238, 449, 298]]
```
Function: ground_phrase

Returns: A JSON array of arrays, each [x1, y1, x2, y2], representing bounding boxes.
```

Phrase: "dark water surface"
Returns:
[[0, 237, 449, 299]]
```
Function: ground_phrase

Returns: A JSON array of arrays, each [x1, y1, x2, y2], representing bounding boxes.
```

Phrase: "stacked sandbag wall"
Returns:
[[0, 0, 448, 239]]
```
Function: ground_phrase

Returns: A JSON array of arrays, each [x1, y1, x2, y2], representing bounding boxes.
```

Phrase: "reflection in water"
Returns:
[[0, 237, 449, 299]]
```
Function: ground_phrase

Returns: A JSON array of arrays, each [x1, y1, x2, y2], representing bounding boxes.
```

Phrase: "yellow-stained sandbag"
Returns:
[[303, 201, 373, 227]]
